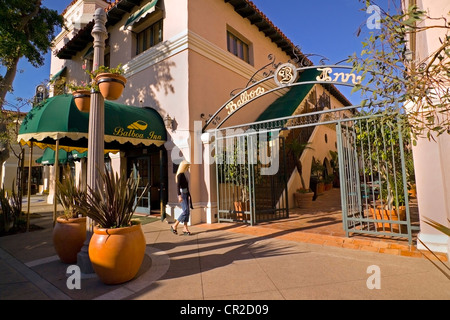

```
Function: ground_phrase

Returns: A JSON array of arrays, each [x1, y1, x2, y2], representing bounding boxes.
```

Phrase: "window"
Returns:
[[136, 19, 163, 55], [227, 31, 249, 63]]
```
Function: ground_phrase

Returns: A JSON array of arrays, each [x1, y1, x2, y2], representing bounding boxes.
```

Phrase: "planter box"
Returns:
[[369, 206, 407, 233]]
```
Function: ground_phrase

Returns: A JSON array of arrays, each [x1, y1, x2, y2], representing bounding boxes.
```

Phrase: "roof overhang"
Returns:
[[56, 0, 144, 59]]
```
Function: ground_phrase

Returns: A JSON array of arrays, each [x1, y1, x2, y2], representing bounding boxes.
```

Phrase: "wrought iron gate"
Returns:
[[206, 61, 415, 242], [336, 115, 413, 243], [215, 129, 289, 225]]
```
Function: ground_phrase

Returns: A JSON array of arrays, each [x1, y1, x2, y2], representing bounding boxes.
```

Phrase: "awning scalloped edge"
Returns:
[[17, 132, 88, 145], [17, 132, 165, 152]]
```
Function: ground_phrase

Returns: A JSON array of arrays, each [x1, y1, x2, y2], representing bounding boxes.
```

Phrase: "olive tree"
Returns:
[[349, 0, 450, 141]]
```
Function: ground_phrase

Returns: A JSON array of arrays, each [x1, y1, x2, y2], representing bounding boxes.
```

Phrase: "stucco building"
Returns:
[[44, 0, 352, 226]]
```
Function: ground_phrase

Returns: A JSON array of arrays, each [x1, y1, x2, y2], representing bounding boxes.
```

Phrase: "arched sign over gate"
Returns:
[[207, 61, 415, 244], [202, 62, 365, 133]]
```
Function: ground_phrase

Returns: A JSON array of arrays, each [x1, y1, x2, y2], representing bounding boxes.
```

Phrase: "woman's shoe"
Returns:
[[171, 226, 178, 235], [183, 231, 191, 236]]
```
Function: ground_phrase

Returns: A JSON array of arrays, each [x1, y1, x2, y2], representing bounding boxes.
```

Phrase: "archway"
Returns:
[[203, 61, 416, 243]]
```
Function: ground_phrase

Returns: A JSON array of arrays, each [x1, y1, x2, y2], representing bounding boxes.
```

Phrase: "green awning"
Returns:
[[18, 94, 167, 152], [36, 148, 87, 165], [71, 150, 88, 160], [256, 69, 321, 122], [124, 0, 159, 28], [50, 67, 66, 82]]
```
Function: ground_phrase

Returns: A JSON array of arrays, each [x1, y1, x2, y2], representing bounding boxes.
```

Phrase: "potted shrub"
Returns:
[[73, 167, 148, 285], [68, 81, 92, 112], [90, 64, 126, 100], [53, 167, 87, 264], [310, 158, 325, 199], [0, 181, 22, 234], [293, 188, 314, 208], [369, 176, 407, 234], [217, 142, 254, 221], [354, 117, 410, 234], [324, 174, 334, 191]]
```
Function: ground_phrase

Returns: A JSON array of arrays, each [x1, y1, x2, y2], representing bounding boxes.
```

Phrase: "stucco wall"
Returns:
[[46, 0, 354, 225]]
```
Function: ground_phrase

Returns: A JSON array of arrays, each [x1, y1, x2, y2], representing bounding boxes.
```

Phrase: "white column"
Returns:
[[202, 132, 218, 224], [413, 131, 450, 256]]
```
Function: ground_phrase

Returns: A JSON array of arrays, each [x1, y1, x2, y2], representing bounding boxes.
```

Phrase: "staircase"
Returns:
[[253, 119, 317, 223]]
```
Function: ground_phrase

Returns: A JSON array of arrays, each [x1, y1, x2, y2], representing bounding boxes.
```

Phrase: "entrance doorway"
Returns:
[[128, 150, 167, 215], [204, 62, 417, 243], [213, 110, 417, 243]]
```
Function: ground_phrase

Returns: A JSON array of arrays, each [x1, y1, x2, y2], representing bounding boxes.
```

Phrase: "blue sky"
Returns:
[[5, 0, 393, 111]]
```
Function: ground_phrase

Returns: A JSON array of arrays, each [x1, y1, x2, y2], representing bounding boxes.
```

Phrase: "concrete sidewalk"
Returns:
[[0, 196, 449, 301]]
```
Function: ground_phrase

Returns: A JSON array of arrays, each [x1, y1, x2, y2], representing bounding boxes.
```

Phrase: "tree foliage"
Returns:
[[0, 0, 64, 107], [349, 0, 450, 141]]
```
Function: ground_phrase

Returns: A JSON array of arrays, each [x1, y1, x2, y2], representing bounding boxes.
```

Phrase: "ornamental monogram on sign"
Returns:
[[274, 63, 298, 86]]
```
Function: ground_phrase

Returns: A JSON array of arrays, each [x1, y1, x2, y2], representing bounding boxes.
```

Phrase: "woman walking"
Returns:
[[171, 160, 193, 235]]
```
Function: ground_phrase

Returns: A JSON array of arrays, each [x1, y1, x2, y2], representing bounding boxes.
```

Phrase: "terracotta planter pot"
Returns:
[[294, 192, 314, 208], [95, 73, 126, 100], [72, 90, 91, 112], [233, 201, 249, 221], [408, 186, 416, 198], [52, 216, 86, 264], [89, 223, 146, 285], [316, 182, 325, 195], [369, 205, 407, 233]]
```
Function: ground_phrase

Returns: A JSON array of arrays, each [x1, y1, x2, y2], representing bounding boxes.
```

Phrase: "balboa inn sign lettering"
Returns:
[[113, 120, 162, 140], [224, 63, 362, 117], [203, 63, 363, 131], [226, 87, 266, 115]]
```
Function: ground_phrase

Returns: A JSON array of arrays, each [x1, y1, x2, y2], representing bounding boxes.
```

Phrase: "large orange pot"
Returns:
[[52, 216, 86, 264], [89, 223, 146, 285], [95, 73, 126, 100]]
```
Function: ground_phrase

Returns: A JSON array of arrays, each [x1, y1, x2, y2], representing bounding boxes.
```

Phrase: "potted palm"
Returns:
[[53, 168, 87, 264], [73, 167, 148, 285], [90, 64, 126, 100]]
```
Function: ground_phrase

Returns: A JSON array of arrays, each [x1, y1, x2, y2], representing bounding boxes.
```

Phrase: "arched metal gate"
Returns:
[[205, 63, 415, 243]]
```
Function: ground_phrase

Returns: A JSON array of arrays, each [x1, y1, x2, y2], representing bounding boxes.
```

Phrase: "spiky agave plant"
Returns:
[[74, 167, 148, 228], [419, 217, 450, 280], [56, 167, 86, 219]]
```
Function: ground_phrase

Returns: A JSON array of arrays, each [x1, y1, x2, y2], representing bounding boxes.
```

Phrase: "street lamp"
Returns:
[[77, 8, 108, 274]]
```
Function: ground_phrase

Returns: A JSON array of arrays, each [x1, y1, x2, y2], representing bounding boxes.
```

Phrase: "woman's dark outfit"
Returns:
[[177, 173, 192, 223]]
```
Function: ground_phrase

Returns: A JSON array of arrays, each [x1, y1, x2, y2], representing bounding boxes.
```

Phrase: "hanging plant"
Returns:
[[68, 81, 92, 112], [89, 64, 126, 100]]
